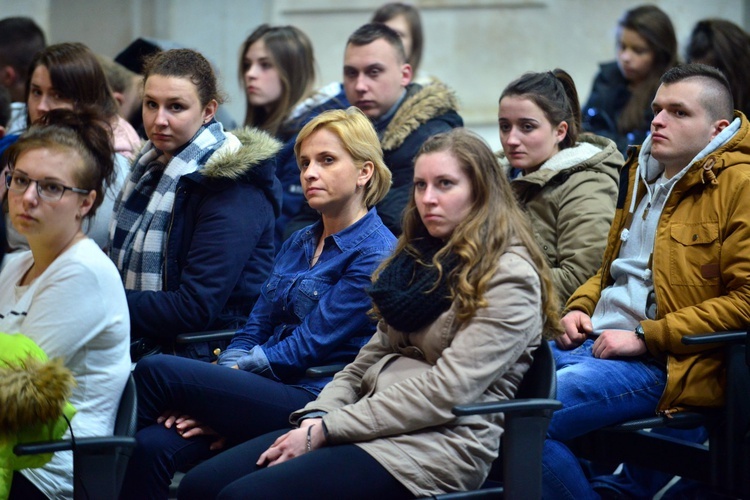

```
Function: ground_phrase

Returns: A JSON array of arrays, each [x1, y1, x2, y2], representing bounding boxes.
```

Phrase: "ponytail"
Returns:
[[500, 68, 582, 150]]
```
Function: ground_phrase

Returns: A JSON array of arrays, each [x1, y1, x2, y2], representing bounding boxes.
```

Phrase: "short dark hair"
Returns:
[[0, 17, 46, 80], [347, 23, 406, 64], [660, 63, 734, 121]]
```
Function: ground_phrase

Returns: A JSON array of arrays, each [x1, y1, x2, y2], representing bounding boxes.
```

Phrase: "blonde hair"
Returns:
[[294, 107, 392, 208], [375, 128, 562, 338]]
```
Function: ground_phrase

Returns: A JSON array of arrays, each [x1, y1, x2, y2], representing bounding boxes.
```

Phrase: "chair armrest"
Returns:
[[305, 363, 348, 378], [174, 329, 237, 344], [682, 330, 747, 346], [452, 398, 562, 416], [14, 436, 137, 455]]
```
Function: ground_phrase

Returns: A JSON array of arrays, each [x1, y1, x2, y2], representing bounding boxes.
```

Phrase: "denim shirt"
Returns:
[[218, 207, 396, 393]]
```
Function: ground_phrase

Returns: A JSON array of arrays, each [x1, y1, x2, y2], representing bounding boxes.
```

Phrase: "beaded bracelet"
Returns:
[[306, 425, 314, 452]]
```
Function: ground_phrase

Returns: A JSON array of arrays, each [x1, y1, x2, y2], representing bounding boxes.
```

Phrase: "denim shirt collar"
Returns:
[[301, 207, 383, 253]]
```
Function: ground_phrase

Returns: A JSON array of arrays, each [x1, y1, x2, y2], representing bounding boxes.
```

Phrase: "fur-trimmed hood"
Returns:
[[197, 126, 283, 218], [498, 133, 622, 191], [381, 80, 461, 151], [202, 127, 282, 181]]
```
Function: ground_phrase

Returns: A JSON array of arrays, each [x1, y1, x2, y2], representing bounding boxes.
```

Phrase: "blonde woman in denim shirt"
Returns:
[[120, 107, 395, 499]]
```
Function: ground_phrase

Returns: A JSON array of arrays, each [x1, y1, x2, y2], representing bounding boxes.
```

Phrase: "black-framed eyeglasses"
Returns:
[[5, 172, 91, 201]]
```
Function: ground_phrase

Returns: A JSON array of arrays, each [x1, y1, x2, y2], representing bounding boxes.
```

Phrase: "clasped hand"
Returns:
[[557, 311, 647, 358], [158, 410, 226, 451]]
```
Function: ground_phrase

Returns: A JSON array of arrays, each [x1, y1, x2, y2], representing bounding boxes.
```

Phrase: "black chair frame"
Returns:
[[14, 374, 138, 500], [433, 340, 561, 499], [569, 330, 750, 498]]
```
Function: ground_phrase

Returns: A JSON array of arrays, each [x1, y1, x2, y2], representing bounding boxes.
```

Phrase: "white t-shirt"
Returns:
[[0, 238, 130, 499]]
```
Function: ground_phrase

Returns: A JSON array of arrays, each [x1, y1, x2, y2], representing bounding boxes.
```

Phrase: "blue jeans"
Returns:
[[542, 340, 667, 499], [119, 355, 316, 500]]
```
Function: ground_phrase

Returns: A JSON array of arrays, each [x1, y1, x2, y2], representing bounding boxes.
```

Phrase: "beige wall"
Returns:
[[1, 0, 746, 148]]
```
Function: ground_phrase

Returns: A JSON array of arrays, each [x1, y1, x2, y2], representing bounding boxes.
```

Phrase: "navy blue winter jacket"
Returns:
[[126, 128, 282, 342]]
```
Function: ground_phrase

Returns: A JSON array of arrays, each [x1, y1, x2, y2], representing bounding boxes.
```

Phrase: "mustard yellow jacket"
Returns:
[[566, 112, 750, 414]]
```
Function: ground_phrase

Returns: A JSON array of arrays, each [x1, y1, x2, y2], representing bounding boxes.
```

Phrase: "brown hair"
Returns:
[[142, 48, 224, 108], [375, 128, 561, 336], [500, 69, 581, 150], [25, 42, 118, 125], [6, 107, 115, 218], [347, 23, 407, 64], [0, 17, 46, 94], [239, 25, 316, 135], [660, 63, 734, 122], [686, 19, 750, 117], [371, 2, 423, 76], [617, 5, 678, 134]]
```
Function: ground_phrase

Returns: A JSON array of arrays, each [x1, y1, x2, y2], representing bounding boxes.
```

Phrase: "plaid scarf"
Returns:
[[109, 121, 226, 291]]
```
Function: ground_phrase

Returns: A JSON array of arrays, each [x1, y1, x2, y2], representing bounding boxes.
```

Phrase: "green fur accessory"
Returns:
[[0, 332, 76, 499]]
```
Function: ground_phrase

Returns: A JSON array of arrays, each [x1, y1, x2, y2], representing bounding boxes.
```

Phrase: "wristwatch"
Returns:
[[634, 324, 646, 343]]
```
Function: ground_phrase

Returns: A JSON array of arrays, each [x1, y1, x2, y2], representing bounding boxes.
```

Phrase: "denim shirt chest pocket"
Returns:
[[292, 278, 333, 321], [669, 222, 720, 286], [264, 274, 283, 301]]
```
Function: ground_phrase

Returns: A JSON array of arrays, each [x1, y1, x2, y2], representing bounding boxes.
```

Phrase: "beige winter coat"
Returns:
[[500, 134, 622, 303], [291, 244, 544, 496]]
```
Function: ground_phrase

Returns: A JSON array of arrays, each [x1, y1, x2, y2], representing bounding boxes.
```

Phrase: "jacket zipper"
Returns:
[[164, 187, 180, 286]]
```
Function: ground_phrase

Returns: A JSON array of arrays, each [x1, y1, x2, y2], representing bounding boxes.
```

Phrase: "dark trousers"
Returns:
[[119, 355, 316, 500], [9, 472, 47, 500], [178, 429, 415, 500]]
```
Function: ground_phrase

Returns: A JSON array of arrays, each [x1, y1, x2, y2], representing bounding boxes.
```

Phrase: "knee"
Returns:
[[178, 466, 221, 500], [132, 426, 176, 465], [133, 354, 172, 380], [132, 355, 164, 390]]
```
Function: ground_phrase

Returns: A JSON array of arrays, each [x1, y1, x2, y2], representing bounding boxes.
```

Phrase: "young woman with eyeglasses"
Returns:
[[1, 108, 130, 500]]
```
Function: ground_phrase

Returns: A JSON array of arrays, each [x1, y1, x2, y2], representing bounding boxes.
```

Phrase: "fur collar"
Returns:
[[381, 80, 460, 151], [201, 127, 282, 180]]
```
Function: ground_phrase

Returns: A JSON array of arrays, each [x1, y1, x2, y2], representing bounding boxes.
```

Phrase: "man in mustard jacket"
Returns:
[[542, 63, 750, 498]]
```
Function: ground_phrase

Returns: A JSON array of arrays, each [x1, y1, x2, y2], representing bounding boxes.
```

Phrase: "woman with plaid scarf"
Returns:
[[109, 49, 282, 361]]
